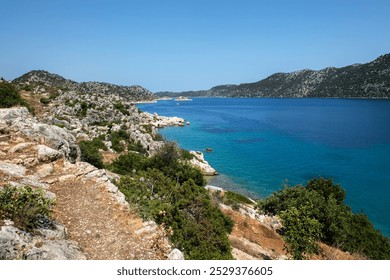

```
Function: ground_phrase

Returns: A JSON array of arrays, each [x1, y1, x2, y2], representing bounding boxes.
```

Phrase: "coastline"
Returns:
[[139, 97, 390, 238]]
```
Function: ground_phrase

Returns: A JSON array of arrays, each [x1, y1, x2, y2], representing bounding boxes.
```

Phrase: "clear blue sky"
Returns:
[[1, 0, 389, 92]]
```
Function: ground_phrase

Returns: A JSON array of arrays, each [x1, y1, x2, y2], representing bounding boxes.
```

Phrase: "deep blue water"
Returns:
[[137, 98, 390, 237]]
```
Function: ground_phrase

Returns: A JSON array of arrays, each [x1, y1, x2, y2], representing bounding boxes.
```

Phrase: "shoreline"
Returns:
[[139, 98, 390, 238]]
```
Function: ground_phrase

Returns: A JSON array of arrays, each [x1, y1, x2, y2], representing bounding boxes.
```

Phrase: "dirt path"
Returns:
[[47, 161, 170, 260], [1, 127, 170, 260]]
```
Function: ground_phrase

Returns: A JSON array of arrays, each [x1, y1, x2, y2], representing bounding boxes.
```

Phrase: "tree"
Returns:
[[280, 206, 322, 260], [305, 177, 346, 204]]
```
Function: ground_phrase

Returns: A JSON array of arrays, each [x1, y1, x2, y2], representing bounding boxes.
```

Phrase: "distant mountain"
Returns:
[[156, 53, 390, 98], [13, 70, 156, 101]]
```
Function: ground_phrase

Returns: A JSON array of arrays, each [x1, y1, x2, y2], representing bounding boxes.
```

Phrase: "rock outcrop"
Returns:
[[0, 107, 79, 163], [0, 220, 86, 260], [189, 151, 218, 176]]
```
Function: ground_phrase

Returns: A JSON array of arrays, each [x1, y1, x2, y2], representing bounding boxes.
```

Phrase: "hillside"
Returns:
[[14, 70, 157, 101], [156, 53, 390, 98]]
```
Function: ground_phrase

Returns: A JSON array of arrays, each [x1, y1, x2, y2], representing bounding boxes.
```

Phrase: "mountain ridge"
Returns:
[[13, 70, 157, 101], [156, 53, 390, 98]]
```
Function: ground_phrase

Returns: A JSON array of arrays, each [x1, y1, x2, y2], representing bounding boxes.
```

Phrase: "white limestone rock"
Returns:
[[0, 161, 26, 177], [36, 145, 62, 162], [168, 248, 185, 260], [189, 151, 217, 176]]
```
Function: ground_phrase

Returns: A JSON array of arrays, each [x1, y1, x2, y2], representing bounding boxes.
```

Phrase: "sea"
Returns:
[[137, 98, 390, 237]]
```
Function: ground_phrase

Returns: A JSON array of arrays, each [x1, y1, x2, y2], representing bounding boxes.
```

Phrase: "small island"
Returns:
[[174, 96, 193, 101]]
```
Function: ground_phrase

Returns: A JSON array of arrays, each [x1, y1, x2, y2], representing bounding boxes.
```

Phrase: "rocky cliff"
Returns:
[[156, 53, 390, 98]]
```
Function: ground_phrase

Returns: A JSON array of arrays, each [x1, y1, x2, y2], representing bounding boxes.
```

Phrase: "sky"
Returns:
[[1, 0, 390, 92]]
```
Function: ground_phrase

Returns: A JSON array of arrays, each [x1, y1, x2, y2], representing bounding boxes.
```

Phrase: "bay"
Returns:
[[137, 98, 390, 237]]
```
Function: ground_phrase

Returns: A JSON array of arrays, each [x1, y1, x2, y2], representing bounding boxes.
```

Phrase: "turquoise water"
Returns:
[[137, 98, 390, 237]]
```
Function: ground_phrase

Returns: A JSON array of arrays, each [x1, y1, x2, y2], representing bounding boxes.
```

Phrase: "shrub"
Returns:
[[180, 149, 195, 160], [108, 152, 147, 175], [21, 84, 31, 91], [40, 97, 50, 105], [0, 83, 31, 110], [223, 191, 254, 210], [77, 101, 89, 117], [0, 185, 54, 231], [114, 102, 130, 115], [280, 206, 322, 259], [148, 143, 205, 186], [79, 139, 104, 168], [127, 140, 147, 154], [153, 133, 164, 141], [141, 124, 153, 134], [306, 177, 346, 204], [40, 92, 60, 106], [109, 129, 130, 153], [109, 142, 233, 259], [118, 169, 233, 259]]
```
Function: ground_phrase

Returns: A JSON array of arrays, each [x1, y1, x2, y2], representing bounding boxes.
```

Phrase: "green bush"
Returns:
[[21, 84, 31, 91], [109, 142, 233, 259], [223, 191, 254, 210], [79, 139, 105, 168], [148, 143, 205, 186], [40, 97, 50, 105], [127, 140, 147, 154], [0, 83, 31, 111], [280, 206, 323, 259], [40, 92, 60, 106], [0, 185, 54, 231], [153, 133, 164, 141], [77, 101, 89, 117], [141, 124, 153, 134], [109, 129, 130, 153], [114, 102, 130, 115], [118, 169, 233, 260], [256, 177, 390, 259], [109, 152, 148, 175], [180, 149, 195, 160]]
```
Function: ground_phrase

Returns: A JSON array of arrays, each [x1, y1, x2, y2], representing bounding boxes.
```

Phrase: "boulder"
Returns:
[[0, 224, 31, 260], [36, 145, 62, 162], [168, 248, 185, 260], [0, 161, 26, 177], [0, 222, 86, 260], [24, 240, 86, 260]]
